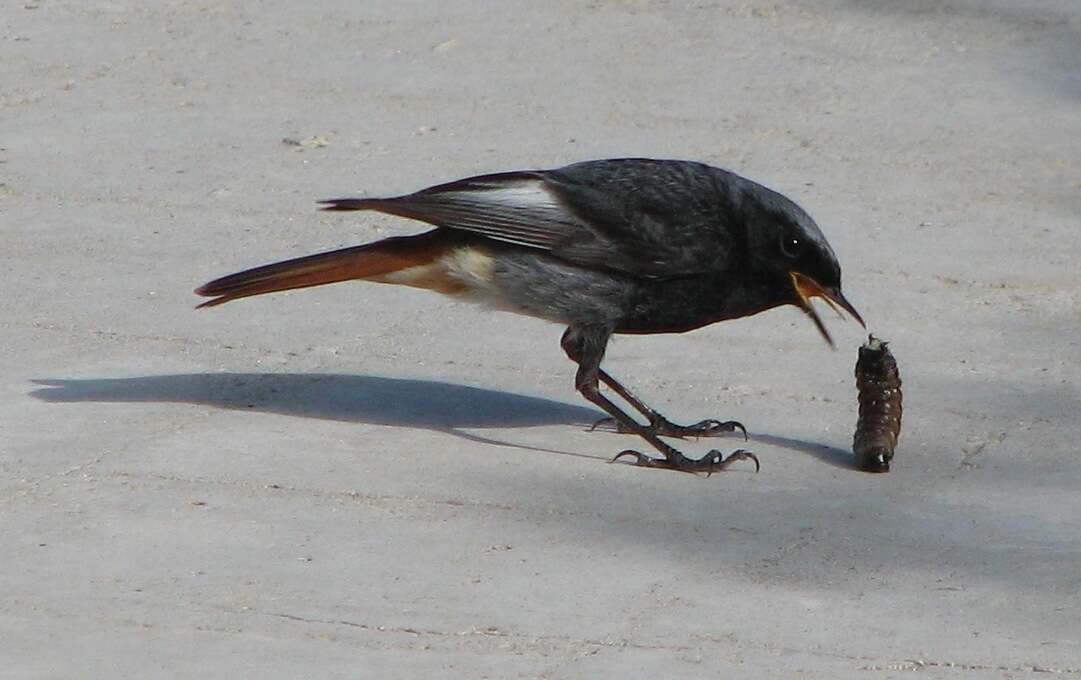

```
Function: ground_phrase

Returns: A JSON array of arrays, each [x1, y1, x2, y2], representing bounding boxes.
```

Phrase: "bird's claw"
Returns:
[[682, 418, 748, 441], [610, 449, 653, 465], [717, 448, 760, 473], [610, 448, 759, 475], [588, 417, 615, 433], [590, 416, 747, 441]]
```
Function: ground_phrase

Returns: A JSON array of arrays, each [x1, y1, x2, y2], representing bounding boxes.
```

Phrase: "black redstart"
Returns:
[[196, 158, 862, 473]]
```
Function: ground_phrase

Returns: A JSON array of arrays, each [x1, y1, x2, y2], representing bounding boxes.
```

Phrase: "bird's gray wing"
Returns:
[[320, 160, 734, 278]]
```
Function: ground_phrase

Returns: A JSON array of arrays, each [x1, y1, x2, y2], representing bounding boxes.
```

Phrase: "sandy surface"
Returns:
[[4, 1, 1081, 677]]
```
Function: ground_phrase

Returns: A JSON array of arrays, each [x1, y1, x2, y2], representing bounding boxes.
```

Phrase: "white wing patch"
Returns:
[[448, 179, 562, 211], [386, 175, 581, 251]]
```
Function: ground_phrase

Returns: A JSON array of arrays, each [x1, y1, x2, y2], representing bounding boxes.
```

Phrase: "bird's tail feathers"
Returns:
[[194, 230, 452, 308]]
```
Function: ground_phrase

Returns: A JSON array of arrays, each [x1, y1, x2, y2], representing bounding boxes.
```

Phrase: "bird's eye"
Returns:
[[780, 235, 805, 259]]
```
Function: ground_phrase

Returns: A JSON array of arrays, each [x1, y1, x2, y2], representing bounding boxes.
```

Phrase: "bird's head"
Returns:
[[743, 185, 863, 346]]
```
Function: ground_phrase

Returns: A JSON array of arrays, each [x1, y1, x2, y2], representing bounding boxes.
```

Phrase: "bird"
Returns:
[[195, 158, 862, 473]]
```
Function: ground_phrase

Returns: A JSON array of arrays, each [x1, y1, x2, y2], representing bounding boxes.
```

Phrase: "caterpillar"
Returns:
[[853, 335, 902, 472]]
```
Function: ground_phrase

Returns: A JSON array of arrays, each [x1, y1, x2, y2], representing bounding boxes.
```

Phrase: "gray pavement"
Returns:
[[3, 1, 1081, 677]]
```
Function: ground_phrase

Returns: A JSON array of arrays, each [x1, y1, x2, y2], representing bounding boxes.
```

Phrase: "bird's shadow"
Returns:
[[29, 372, 857, 468], [752, 434, 856, 471], [30, 373, 602, 430]]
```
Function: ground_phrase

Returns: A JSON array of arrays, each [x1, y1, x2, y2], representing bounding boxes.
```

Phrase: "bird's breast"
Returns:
[[615, 274, 744, 334]]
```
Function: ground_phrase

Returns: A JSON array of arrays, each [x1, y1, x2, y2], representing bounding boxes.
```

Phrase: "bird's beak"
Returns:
[[789, 271, 865, 347]]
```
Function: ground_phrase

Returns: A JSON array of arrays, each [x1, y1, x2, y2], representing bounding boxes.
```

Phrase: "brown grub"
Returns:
[[853, 335, 902, 472]]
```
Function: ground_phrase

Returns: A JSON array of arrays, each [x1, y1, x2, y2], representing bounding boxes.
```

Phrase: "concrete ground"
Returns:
[[4, 1, 1081, 678]]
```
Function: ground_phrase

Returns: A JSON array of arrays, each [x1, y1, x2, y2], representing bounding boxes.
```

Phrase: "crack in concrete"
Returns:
[[262, 610, 1081, 674], [859, 659, 1081, 675], [262, 610, 693, 653]]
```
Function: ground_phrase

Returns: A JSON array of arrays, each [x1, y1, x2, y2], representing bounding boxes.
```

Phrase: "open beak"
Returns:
[[789, 271, 865, 347]]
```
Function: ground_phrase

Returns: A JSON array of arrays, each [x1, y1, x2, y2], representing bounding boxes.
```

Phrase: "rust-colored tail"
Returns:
[[194, 229, 453, 308]]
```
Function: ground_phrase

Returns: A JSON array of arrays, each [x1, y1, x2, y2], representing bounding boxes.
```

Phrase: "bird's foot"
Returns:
[[610, 448, 760, 475], [590, 416, 747, 441]]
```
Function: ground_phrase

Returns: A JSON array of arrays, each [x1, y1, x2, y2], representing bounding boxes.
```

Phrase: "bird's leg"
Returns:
[[592, 369, 747, 440], [562, 326, 757, 474]]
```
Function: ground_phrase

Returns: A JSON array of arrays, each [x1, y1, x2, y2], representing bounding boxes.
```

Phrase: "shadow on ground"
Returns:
[[30, 372, 853, 466], [30, 373, 602, 430], [753, 433, 855, 470], [837, 0, 1081, 101]]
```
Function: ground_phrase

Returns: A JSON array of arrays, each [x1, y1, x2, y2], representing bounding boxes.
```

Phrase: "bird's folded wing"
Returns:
[[321, 166, 726, 279], [321, 172, 584, 249]]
